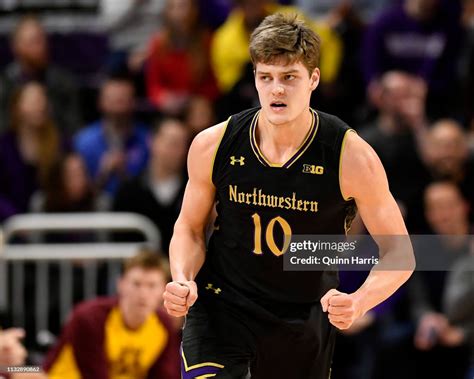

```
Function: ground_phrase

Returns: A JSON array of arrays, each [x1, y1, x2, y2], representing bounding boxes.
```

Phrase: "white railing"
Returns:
[[2, 212, 161, 247], [0, 212, 163, 346]]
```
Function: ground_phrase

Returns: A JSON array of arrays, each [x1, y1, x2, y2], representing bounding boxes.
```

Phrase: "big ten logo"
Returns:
[[302, 164, 324, 175]]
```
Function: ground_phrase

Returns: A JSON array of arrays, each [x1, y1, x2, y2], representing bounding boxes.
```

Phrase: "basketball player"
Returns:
[[164, 13, 415, 379]]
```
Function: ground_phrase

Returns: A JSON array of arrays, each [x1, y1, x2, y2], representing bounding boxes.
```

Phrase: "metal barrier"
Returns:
[[0, 212, 162, 346]]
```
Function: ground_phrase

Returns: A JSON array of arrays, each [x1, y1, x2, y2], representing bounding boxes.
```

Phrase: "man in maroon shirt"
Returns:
[[43, 249, 180, 379]]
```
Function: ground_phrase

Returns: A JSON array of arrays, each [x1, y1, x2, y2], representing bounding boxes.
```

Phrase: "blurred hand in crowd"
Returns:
[[160, 92, 190, 116], [99, 150, 127, 178], [415, 312, 448, 350], [414, 311, 464, 350], [397, 76, 427, 130], [438, 325, 465, 347], [0, 328, 27, 366], [370, 71, 428, 131]]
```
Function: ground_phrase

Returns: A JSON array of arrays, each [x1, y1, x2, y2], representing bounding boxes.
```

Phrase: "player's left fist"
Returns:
[[320, 289, 364, 330]]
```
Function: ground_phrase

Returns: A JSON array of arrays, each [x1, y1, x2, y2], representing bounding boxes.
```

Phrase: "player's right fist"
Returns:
[[164, 281, 198, 317]]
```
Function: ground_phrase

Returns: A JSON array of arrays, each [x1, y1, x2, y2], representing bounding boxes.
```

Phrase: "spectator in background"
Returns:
[[25, 154, 111, 336], [30, 153, 110, 214], [423, 119, 474, 214], [443, 245, 474, 378], [294, 1, 371, 126], [331, 214, 378, 379], [211, 0, 342, 118], [74, 77, 149, 195], [197, 0, 233, 29], [0, 82, 63, 223], [184, 96, 216, 137], [43, 249, 180, 379], [0, 328, 40, 379], [146, 0, 219, 116], [363, 0, 464, 119], [0, 329, 48, 379], [296, 0, 393, 23], [101, 0, 165, 76], [0, 16, 80, 135], [408, 181, 471, 379], [114, 119, 189, 253], [360, 71, 430, 231], [0, 328, 27, 367], [460, 0, 474, 149]]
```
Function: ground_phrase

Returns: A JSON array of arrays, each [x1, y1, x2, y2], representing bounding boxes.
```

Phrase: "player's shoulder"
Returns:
[[187, 120, 231, 183], [191, 119, 230, 158], [316, 110, 349, 129], [191, 108, 252, 152], [190, 108, 258, 170], [341, 129, 383, 180], [314, 110, 352, 147]]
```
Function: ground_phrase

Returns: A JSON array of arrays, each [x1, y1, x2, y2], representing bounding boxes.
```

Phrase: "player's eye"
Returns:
[[260, 75, 271, 82], [285, 75, 295, 81]]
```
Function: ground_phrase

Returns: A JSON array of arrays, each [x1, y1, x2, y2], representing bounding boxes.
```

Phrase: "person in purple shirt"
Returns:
[[74, 77, 149, 195], [0, 82, 64, 222], [362, 0, 464, 119], [0, 16, 81, 135]]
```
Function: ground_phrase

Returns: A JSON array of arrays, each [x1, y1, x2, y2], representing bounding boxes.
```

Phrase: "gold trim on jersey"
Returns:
[[286, 110, 319, 168], [249, 109, 318, 168], [210, 116, 232, 185], [248, 111, 268, 167], [338, 129, 357, 201], [181, 348, 224, 376]]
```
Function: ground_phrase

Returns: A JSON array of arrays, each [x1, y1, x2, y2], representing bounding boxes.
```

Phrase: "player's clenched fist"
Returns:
[[164, 281, 198, 317], [320, 289, 364, 330]]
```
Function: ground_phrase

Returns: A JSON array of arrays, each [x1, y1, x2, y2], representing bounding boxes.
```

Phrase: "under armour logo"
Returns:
[[230, 156, 245, 166], [205, 283, 222, 295]]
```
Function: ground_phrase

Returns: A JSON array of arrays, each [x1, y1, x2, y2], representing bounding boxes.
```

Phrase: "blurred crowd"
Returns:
[[0, 0, 473, 378]]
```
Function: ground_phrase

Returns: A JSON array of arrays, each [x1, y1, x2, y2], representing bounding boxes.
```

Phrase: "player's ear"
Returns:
[[310, 68, 320, 91]]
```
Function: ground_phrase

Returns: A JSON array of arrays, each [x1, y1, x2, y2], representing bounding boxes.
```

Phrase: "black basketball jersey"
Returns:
[[206, 107, 357, 305]]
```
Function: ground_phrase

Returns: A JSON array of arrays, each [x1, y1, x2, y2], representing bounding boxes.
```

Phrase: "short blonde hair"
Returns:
[[123, 248, 170, 280], [249, 13, 321, 76]]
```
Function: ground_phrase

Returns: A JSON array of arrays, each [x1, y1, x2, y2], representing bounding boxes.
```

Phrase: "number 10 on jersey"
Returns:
[[252, 213, 292, 256]]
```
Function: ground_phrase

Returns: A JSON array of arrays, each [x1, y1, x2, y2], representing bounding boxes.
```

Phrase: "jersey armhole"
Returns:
[[339, 129, 357, 201], [210, 116, 231, 185]]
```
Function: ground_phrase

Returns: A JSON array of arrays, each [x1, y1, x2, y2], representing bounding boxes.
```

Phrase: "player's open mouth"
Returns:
[[270, 102, 287, 108]]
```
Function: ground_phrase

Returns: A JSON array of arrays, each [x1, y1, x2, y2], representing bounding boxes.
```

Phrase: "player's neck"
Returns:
[[256, 109, 313, 164]]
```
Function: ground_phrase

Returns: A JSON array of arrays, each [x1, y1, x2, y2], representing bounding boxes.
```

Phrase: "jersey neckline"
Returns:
[[249, 108, 319, 168]]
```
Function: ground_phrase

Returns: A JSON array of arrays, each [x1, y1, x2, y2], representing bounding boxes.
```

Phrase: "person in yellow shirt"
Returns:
[[43, 249, 180, 379], [211, 0, 342, 94]]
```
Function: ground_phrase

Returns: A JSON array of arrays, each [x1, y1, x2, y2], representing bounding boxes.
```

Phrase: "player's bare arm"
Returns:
[[321, 131, 416, 330], [164, 121, 226, 318]]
